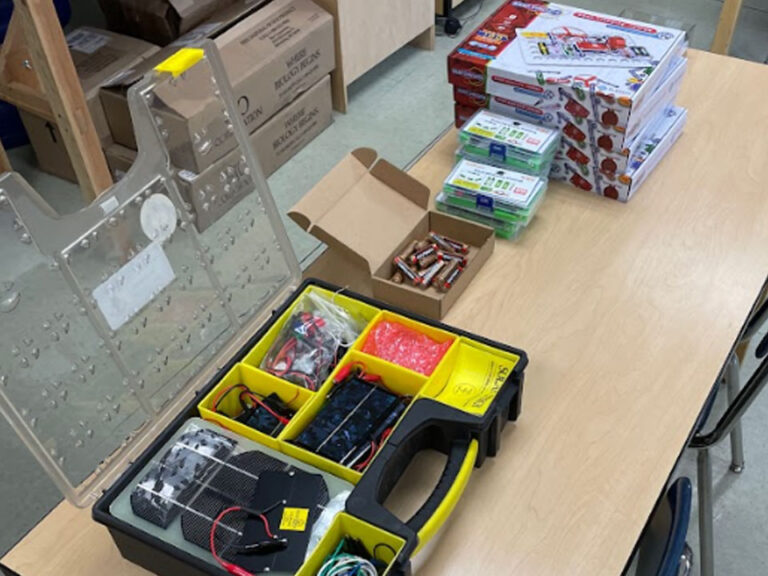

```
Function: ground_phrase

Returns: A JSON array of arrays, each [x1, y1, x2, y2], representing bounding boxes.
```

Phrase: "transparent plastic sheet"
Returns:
[[0, 41, 300, 506], [110, 419, 352, 575], [260, 291, 367, 391]]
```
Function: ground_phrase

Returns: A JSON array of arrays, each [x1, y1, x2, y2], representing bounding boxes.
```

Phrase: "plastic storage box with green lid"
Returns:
[[459, 109, 560, 176], [0, 43, 528, 576], [443, 158, 548, 224], [436, 192, 525, 240]]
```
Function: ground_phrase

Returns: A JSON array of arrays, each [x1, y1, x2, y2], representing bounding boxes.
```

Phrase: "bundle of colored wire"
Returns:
[[318, 553, 378, 576]]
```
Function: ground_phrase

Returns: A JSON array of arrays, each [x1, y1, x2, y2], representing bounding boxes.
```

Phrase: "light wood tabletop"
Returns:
[[4, 48, 768, 576]]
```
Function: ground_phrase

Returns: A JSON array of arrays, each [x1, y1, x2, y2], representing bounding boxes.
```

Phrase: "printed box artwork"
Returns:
[[448, 1, 686, 137], [550, 106, 687, 202]]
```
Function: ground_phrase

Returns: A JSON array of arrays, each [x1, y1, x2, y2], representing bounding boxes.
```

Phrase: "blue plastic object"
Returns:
[[0, 0, 72, 149], [633, 477, 693, 576]]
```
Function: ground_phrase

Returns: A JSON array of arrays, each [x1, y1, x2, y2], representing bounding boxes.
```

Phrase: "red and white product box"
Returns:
[[551, 106, 687, 201], [448, 1, 686, 135], [452, 52, 686, 149], [560, 56, 686, 176]]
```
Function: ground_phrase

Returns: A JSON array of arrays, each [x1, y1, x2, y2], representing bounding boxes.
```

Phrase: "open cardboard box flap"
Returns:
[[289, 148, 431, 274]]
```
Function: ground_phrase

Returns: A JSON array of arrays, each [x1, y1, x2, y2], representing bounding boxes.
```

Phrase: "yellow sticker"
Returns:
[[437, 360, 515, 416], [280, 507, 309, 532], [466, 126, 495, 138], [454, 178, 481, 191]]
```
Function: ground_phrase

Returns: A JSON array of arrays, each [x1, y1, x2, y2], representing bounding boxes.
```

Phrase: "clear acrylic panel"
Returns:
[[0, 41, 301, 506]]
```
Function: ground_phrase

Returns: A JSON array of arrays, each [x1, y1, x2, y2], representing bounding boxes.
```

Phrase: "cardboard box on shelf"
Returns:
[[177, 75, 333, 231], [19, 112, 77, 182], [551, 106, 687, 201], [65, 27, 160, 144], [448, 2, 685, 138], [20, 27, 158, 182], [99, 0, 271, 150], [289, 149, 495, 320], [97, 0, 238, 46], [104, 143, 138, 181], [20, 115, 138, 185], [102, 0, 335, 173]]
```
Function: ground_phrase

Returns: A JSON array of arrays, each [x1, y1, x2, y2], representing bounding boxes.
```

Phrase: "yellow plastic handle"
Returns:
[[414, 439, 478, 554], [154, 48, 205, 77]]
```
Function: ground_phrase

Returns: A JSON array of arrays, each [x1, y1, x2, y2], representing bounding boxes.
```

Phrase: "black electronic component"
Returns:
[[235, 392, 295, 437], [181, 452, 329, 574], [130, 429, 237, 528], [293, 370, 408, 467], [212, 383, 296, 437]]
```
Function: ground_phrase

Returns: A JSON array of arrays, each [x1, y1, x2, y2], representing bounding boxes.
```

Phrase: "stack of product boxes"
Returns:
[[447, 1, 689, 202], [21, 0, 336, 187], [437, 109, 559, 239]]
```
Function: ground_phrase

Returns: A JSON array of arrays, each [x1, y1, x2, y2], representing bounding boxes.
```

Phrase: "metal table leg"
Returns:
[[725, 355, 745, 473]]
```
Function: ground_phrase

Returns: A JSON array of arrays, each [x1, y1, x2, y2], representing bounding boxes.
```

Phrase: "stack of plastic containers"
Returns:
[[437, 109, 559, 239]]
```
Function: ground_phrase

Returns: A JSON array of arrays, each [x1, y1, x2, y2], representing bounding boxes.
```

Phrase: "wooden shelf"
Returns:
[[0, 0, 112, 200]]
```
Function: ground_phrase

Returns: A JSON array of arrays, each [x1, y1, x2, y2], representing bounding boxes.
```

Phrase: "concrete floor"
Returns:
[[1, 0, 768, 572]]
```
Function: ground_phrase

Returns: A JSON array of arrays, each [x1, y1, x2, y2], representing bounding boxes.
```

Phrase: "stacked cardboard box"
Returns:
[[447, 1, 689, 202], [97, 0, 242, 46], [20, 27, 160, 182], [101, 0, 335, 178], [23, 0, 335, 188]]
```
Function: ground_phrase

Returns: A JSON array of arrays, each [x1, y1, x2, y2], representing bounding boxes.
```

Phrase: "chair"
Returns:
[[690, 294, 768, 576], [628, 477, 693, 576]]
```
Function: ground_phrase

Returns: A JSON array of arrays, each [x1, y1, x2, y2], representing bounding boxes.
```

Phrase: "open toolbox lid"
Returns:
[[0, 42, 301, 507], [288, 149, 432, 275]]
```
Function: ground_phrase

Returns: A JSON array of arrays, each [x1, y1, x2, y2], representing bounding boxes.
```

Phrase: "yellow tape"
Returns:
[[280, 507, 310, 531], [154, 48, 205, 77], [415, 439, 478, 554]]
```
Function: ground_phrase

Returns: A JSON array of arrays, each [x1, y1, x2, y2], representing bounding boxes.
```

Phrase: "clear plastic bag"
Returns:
[[261, 291, 366, 390], [305, 490, 351, 561]]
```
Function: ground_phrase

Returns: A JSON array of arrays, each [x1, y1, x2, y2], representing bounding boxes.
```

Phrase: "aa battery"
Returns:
[[441, 264, 464, 290], [429, 231, 454, 253], [410, 245, 437, 266], [398, 240, 419, 263], [438, 251, 467, 267], [441, 234, 469, 254], [393, 257, 421, 285], [419, 260, 445, 288], [435, 260, 458, 288]]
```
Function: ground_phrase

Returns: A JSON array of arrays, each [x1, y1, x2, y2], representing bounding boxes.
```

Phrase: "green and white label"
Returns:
[[462, 110, 556, 154], [447, 159, 542, 208]]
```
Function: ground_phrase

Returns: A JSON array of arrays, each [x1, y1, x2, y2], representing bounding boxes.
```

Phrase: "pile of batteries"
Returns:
[[438, 109, 559, 239], [390, 232, 469, 291]]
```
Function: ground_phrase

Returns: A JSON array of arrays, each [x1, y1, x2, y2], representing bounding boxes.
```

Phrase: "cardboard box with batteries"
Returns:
[[289, 148, 496, 321]]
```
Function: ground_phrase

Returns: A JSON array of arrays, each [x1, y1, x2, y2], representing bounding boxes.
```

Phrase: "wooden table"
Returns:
[[4, 48, 768, 576]]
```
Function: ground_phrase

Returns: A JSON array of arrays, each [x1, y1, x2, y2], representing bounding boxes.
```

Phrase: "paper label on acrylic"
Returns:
[[140, 194, 178, 242], [93, 242, 175, 331]]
